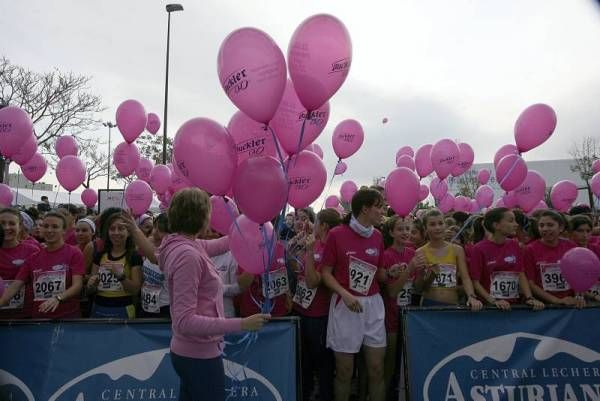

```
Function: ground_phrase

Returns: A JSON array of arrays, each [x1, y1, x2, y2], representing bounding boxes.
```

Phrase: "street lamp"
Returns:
[[103, 121, 116, 190], [163, 3, 184, 164]]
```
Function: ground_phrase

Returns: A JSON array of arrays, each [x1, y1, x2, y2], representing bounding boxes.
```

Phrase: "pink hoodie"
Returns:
[[158, 234, 242, 359]]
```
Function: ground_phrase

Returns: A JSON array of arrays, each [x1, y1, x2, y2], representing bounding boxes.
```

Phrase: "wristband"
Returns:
[[55, 294, 64, 303]]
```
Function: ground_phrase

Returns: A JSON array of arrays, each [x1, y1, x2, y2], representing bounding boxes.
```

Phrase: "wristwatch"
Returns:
[[55, 294, 64, 303]]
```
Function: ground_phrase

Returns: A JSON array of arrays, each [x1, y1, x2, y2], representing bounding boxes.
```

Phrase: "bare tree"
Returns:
[[569, 136, 599, 209], [448, 169, 479, 198], [137, 133, 172, 165], [0, 56, 103, 181]]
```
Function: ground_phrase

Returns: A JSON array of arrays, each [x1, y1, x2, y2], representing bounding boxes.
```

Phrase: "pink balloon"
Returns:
[[429, 177, 448, 201], [146, 113, 161, 135], [592, 159, 600, 174], [218, 28, 286, 124], [592, 172, 600, 197], [310, 143, 324, 159], [334, 161, 347, 175], [233, 156, 287, 224], [227, 111, 279, 164], [415, 144, 434, 179], [12, 134, 37, 166], [55, 135, 78, 159], [470, 199, 481, 213], [475, 185, 494, 208], [332, 119, 364, 160], [229, 216, 274, 275], [149, 164, 172, 194], [56, 155, 86, 192], [116, 99, 147, 143], [560, 247, 600, 292], [0, 106, 33, 159], [454, 196, 471, 213], [169, 167, 190, 195], [325, 195, 340, 208], [514, 103, 557, 153], [477, 169, 491, 185], [0, 184, 13, 207], [125, 180, 153, 216], [438, 193, 455, 214], [451, 143, 474, 177], [418, 184, 429, 202], [385, 168, 420, 217], [288, 14, 352, 111], [550, 180, 578, 213], [135, 158, 154, 182], [286, 151, 327, 209], [495, 198, 506, 208], [80, 188, 98, 209], [210, 195, 239, 235], [340, 180, 358, 203], [495, 154, 528, 192], [514, 170, 546, 213], [493, 144, 520, 168], [21, 152, 47, 183], [173, 118, 237, 196], [430, 139, 459, 180], [396, 146, 414, 160], [270, 80, 330, 155], [528, 200, 548, 215], [503, 191, 519, 208], [113, 142, 140, 177], [395, 155, 415, 170]]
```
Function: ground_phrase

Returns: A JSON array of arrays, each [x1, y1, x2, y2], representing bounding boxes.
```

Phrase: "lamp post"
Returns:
[[103, 121, 116, 190], [163, 3, 184, 164]]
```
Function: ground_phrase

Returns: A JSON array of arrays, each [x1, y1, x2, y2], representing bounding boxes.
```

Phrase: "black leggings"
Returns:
[[170, 353, 225, 401]]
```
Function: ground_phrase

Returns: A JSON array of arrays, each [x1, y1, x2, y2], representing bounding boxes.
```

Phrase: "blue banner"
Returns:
[[0, 319, 297, 401], [404, 307, 600, 401]]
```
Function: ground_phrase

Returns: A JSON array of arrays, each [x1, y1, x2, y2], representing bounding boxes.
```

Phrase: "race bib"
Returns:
[[590, 282, 600, 297], [396, 280, 413, 306], [33, 270, 66, 301], [0, 280, 24, 310], [432, 264, 457, 288], [348, 256, 377, 295], [293, 277, 317, 309], [141, 284, 161, 313], [490, 271, 520, 299], [264, 268, 289, 299], [540, 263, 570, 292], [98, 264, 124, 292]]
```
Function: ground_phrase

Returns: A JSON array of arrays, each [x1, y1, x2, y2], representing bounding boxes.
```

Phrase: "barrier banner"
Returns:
[[0, 319, 297, 401], [404, 307, 600, 401]]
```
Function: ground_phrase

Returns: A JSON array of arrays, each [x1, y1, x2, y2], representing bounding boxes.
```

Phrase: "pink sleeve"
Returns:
[[170, 250, 242, 336], [15, 260, 32, 283], [321, 232, 338, 268], [70, 247, 85, 276], [523, 246, 536, 280], [469, 246, 483, 281], [197, 236, 230, 257]]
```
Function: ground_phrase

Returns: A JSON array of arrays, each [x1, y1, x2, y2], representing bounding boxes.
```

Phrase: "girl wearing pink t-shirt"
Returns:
[[569, 215, 600, 302]]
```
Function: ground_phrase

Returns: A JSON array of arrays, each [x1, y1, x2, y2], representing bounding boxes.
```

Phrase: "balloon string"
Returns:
[[15, 169, 20, 207], [498, 154, 521, 187], [53, 189, 59, 208], [320, 160, 341, 210], [68, 191, 71, 206], [223, 196, 244, 238], [451, 214, 476, 243], [292, 115, 308, 168], [260, 224, 276, 314], [120, 182, 126, 208], [266, 126, 286, 170]]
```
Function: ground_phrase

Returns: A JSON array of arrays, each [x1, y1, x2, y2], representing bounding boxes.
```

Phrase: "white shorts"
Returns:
[[326, 292, 386, 353]]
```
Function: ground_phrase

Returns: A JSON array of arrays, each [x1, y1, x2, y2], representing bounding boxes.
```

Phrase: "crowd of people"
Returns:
[[1, 187, 599, 401]]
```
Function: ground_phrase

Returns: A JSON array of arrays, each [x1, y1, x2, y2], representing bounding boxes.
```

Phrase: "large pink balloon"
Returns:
[[149, 164, 172, 194], [451, 143, 474, 177], [470, 199, 481, 213], [514, 104, 557, 153], [528, 200, 548, 215], [550, 180, 578, 213], [431, 139, 459, 180], [55, 135, 78, 159], [113, 142, 140, 177], [593, 159, 600, 174], [429, 177, 448, 201], [0, 106, 33, 158], [560, 247, 600, 292], [218, 28, 286, 124], [169, 167, 190, 195], [288, 14, 352, 111], [227, 111, 278, 164], [81, 188, 98, 209], [477, 169, 491, 185], [514, 170, 546, 213], [340, 180, 358, 203], [395, 155, 415, 171], [454, 196, 471, 213], [146, 113, 161, 135], [592, 172, 600, 197], [286, 151, 327, 209], [503, 191, 519, 208], [385, 168, 420, 217], [210, 195, 239, 235], [415, 144, 434, 179], [125, 180, 153, 216], [334, 161, 347, 175], [229, 216, 274, 275], [56, 155, 86, 192], [493, 144, 520, 167], [21, 152, 47, 183], [495, 154, 528, 192], [116, 99, 147, 143], [396, 146, 414, 160], [135, 158, 154, 182], [309, 143, 324, 159], [173, 118, 237, 196], [233, 156, 287, 224], [0, 184, 13, 207], [475, 185, 494, 208], [438, 193, 455, 214], [332, 119, 364, 160], [270, 80, 330, 155], [12, 134, 37, 166], [325, 195, 340, 208], [418, 184, 429, 201]]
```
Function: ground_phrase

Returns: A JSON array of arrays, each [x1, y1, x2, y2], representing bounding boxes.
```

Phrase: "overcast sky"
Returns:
[[2, 0, 600, 200]]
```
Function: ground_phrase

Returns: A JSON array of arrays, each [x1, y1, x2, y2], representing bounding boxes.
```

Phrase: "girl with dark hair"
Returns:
[[568, 215, 600, 301], [470, 208, 544, 311], [409, 218, 426, 249], [321, 188, 388, 401]]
